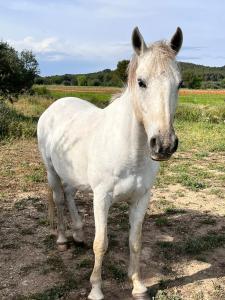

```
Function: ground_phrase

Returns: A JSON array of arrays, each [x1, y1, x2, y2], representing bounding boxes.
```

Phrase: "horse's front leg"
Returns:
[[129, 192, 150, 300], [88, 189, 111, 300]]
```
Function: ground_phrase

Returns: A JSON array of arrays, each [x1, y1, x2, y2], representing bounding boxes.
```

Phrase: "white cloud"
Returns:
[[7, 36, 132, 62], [8, 36, 58, 53]]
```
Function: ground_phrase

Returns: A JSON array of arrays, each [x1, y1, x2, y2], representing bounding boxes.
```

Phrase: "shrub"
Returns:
[[0, 41, 39, 101], [31, 86, 51, 97]]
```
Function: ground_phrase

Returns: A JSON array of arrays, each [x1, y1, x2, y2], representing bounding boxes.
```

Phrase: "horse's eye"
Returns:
[[178, 80, 183, 89], [138, 79, 147, 89]]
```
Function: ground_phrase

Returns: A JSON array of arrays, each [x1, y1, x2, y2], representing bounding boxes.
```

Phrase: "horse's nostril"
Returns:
[[158, 146, 164, 154], [150, 137, 157, 149]]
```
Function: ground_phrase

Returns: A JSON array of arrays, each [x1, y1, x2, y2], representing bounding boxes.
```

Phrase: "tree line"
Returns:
[[35, 60, 225, 90]]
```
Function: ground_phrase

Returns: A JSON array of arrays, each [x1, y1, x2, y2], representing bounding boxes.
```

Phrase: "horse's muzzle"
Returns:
[[150, 134, 178, 161]]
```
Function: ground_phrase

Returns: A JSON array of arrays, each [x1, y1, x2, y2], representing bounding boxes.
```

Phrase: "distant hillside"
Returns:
[[35, 61, 225, 89]]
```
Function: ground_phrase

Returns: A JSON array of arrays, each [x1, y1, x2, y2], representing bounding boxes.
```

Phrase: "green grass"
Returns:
[[106, 262, 127, 282], [155, 216, 170, 226], [176, 103, 225, 123], [76, 258, 92, 269], [156, 161, 210, 191], [176, 121, 225, 152], [14, 199, 28, 210], [157, 232, 225, 258], [165, 207, 187, 215], [209, 188, 225, 199], [155, 290, 182, 300], [50, 90, 111, 108], [179, 93, 225, 105], [25, 168, 46, 183], [195, 151, 209, 158], [177, 173, 207, 191]]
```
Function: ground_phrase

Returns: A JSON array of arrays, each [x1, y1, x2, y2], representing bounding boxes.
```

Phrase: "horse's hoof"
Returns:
[[57, 243, 68, 251], [88, 286, 104, 300], [132, 292, 150, 300]]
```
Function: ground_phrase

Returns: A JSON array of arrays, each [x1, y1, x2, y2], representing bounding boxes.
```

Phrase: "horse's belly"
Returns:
[[51, 142, 91, 191]]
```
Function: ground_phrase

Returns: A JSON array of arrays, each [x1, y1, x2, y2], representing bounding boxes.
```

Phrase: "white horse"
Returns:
[[37, 27, 183, 300]]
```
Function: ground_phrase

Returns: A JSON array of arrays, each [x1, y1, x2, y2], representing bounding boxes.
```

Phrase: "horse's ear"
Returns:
[[170, 27, 183, 54], [132, 27, 147, 56]]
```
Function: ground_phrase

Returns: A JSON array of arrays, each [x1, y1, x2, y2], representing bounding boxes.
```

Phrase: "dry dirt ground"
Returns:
[[1, 140, 225, 300]]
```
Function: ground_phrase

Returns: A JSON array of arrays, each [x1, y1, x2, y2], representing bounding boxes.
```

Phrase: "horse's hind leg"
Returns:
[[63, 184, 84, 243], [47, 169, 67, 247]]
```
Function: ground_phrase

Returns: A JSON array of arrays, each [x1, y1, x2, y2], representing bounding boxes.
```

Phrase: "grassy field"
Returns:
[[1, 87, 225, 299]]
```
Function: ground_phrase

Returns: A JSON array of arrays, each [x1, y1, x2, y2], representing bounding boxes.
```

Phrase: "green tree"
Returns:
[[0, 41, 39, 101], [77, 75, 87, 86], [116, 60, 129, 83], [183, 72, 202, 89]]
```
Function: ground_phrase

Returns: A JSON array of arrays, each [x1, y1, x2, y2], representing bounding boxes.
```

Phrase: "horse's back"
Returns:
[[37, 97, 100, 170], [38, 96, 99, 135], [38, 96, 98, 126]]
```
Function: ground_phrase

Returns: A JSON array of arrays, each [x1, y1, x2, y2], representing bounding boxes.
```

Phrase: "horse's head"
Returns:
[[129, 27, 183, 161]]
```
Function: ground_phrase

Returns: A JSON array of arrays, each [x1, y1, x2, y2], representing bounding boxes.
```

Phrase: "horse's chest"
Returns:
[[112, 169, 151, 201]]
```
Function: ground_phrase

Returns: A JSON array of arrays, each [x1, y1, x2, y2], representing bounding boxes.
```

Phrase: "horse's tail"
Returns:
[[48, 188, 55, 229]]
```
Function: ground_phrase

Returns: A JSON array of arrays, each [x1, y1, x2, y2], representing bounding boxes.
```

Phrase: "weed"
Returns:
[[177, 173, 207, 191], [155, 216, 169, 226], [106, 262, 127, 282], [210, 188, 225, 199], [199, 217, 217, 225], [195, 151, 209, 158], [155, 290, 182, 300], [157, 232, 225, 258], [174, 190, 185, 197], [165, 207, 186, 215], [77, 258, 92, 269], [38, 218, 49, 227], [25, 169, 45, 183], [14, 199, 27, 210], [43, 235, 56, 251]]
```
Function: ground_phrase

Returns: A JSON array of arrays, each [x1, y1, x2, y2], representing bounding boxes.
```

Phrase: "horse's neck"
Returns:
[[106, 90, 148, 160]]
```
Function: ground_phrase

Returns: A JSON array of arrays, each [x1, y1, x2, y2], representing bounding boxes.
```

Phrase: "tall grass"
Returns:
[[176, 104, 225, 123], [0, 101, 37, 139]]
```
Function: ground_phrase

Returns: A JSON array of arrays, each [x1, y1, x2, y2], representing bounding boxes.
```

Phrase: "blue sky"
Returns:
[[0, 0, 224, 75]]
